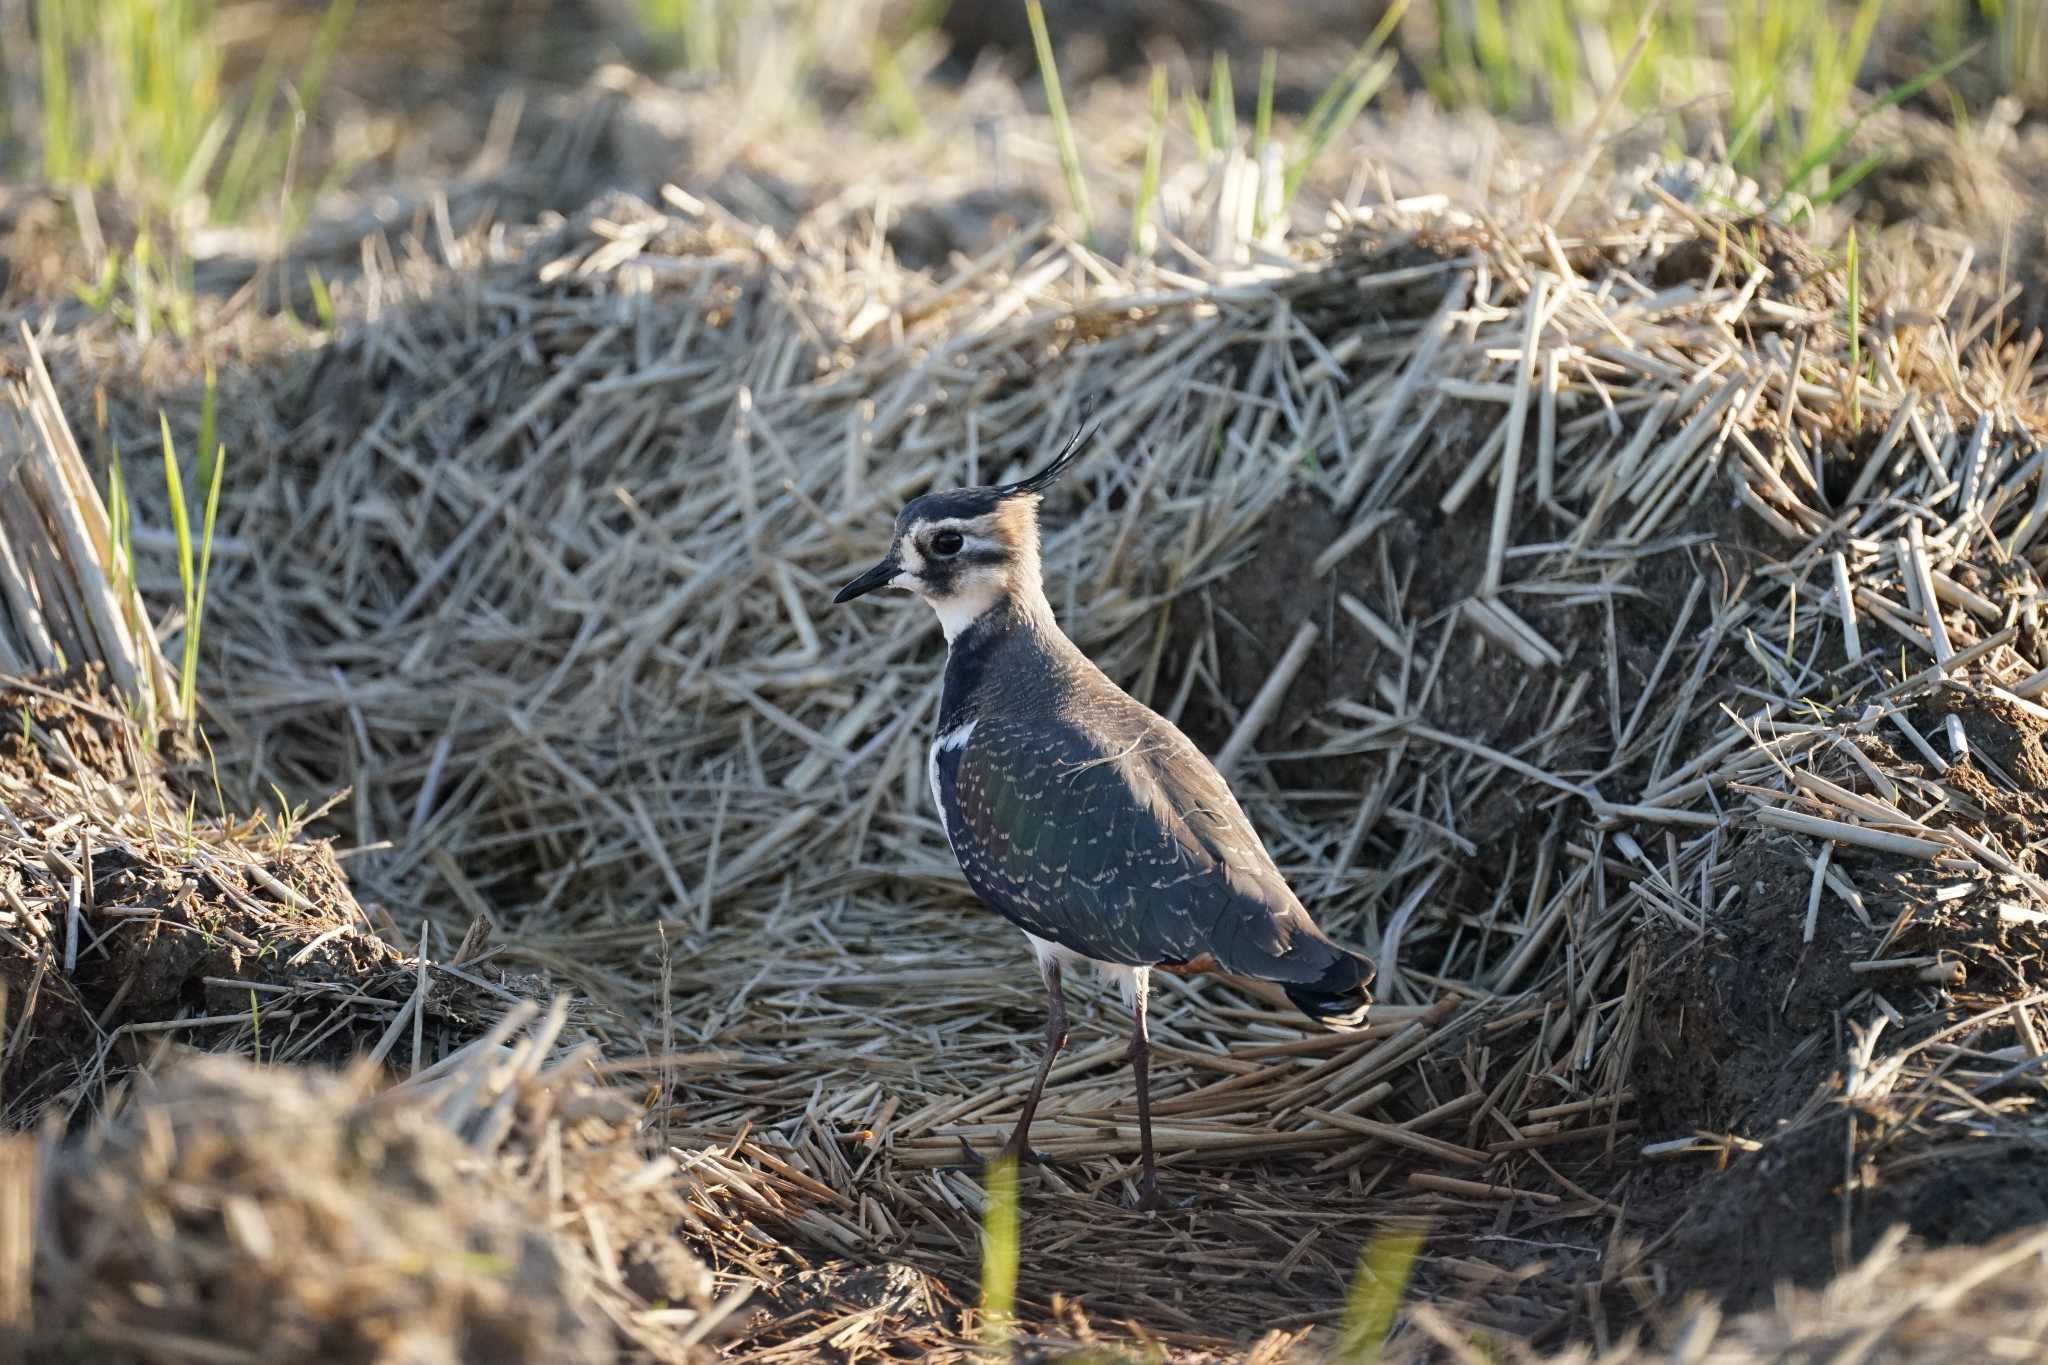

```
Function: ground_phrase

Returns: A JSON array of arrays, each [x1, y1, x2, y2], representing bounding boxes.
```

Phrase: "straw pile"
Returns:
[[0, 338, 559, 1128], [45, 146, 2017, 1354], [8, 1002, 727, 1360], [1537, 1223, 2048, 1364], [0, 340, 727, 1359], [7, 64, 2048, 1355]]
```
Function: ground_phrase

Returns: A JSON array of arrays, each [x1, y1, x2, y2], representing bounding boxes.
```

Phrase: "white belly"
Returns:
[[1023, 930, 1148, 1010]]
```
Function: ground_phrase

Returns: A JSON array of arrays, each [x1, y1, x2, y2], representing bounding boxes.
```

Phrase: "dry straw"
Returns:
[[5, 91, 2048, 1355]]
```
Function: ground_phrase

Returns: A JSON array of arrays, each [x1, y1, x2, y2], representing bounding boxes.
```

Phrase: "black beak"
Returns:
[[832, 557, 900, 604]]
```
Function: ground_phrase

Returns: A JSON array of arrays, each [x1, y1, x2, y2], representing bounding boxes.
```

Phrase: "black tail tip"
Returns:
[[1285, 950, 1376, 1030]]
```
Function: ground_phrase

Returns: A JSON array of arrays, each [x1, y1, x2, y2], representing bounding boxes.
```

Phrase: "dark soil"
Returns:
[[1631, 841, 1865, 1143], [0, 664, 137, 787], [1630, 696, 2048, 1313], [0, 671, 518, 1124]]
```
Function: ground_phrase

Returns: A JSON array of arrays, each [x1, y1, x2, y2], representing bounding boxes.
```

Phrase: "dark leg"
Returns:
[[1000, 958, 1069, 1164], [1127, 968, 1163, 1211]]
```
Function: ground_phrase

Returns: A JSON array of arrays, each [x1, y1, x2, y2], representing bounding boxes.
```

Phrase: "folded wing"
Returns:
[[937, 703, 1349, 988]]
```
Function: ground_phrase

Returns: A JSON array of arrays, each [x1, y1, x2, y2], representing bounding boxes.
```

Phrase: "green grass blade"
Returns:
[[1184, 88, 1213, 159], [1536, 0, 1584, 125], [1770, 43, 1978, 209], [293, 0, 358, 116], [158, 413, 197, 724], [1841, 0, 1888, 91], [1294, 0, 1406, 156], [212, 47, 287, 223], [1284, 52, 1397, 208], [978, 1154, 1019, 1347], [1025, 0, 1093, 243], [196, 362, 218, 497], [187, 439, 227, 726], [1817, 147, 1889, 207], [307, 265, 336, 329], [1471, 0, 1515, 110], [868, 38, 924, 139], [1334, 1221, 1428, 1363], [1209, 51, 1235, 150], [216, 0, 357, 222], [1131, 64, 1168, 257], [1724, 62, 1786, 173], [71, 253, 119, 314], [1254, 48, 1275, 152], [174, 110, 232, 204], [36, 0, 77, 183]]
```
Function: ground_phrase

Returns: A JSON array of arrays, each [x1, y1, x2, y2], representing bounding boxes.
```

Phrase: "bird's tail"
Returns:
[[1281, 939, 1376, 1031]]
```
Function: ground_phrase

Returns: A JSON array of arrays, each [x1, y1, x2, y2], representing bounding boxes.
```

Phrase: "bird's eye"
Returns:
[[930, 530, 964, 557]]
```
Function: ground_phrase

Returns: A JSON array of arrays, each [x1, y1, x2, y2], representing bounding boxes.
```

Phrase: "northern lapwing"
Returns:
[[832, 420, 1376, 1209]]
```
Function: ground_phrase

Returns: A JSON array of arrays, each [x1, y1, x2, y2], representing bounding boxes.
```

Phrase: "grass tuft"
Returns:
[[27, 0, 354, 229], [1025, 0, 1093, 246], [1283, 1, 1406, 211], [1420, 0, 1987, 200], [157, 406, 227, 732]]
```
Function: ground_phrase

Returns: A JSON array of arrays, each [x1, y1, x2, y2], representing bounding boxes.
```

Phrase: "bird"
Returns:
[[832, 418, 1376, 1209]]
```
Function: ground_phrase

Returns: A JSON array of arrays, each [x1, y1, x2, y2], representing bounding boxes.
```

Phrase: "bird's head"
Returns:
[[832, 418, 1095, 640]]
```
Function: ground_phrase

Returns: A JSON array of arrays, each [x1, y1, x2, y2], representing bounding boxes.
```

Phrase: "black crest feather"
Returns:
[[997, 405, 1098, 499]]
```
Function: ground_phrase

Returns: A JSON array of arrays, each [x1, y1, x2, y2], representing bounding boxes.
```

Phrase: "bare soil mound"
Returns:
[[0, 668, 528, 1127]]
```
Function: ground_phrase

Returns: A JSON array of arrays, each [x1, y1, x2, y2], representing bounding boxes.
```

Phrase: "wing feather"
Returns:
[[937, 702, 1330, 980]]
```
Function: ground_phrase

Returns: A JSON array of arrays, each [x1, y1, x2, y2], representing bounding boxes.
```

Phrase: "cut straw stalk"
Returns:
[[1483, 272, 1550, 594], [3, 327, 180, 726], [1755, 808, 1946, 859]]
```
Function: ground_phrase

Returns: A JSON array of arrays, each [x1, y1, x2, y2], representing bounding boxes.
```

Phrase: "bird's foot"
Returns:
[[1126, 1172, 1194, 1213], [954, 1135, 1053, 1172]]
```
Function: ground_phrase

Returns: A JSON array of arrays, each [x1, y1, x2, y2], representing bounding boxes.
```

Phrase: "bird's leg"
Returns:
[[999, 959, 1068, 1165], [1127, 968, 1164, 1211]]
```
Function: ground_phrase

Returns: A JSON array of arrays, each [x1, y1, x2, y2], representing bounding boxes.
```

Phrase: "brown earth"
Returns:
[[0, 671, 536, 1127], [1626, 699, 2048, 1312]]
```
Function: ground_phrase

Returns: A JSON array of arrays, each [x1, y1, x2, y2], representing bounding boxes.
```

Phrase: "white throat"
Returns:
[[924, 576, 1053, 645], [927, 583, 1001, 642]]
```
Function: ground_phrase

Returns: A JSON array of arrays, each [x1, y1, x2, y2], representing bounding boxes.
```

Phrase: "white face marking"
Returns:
[[888, 507, 1040, 646], [901, 514, 1001, 563], [895, 536, 925, 579], [927, 719, 977, 839]]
